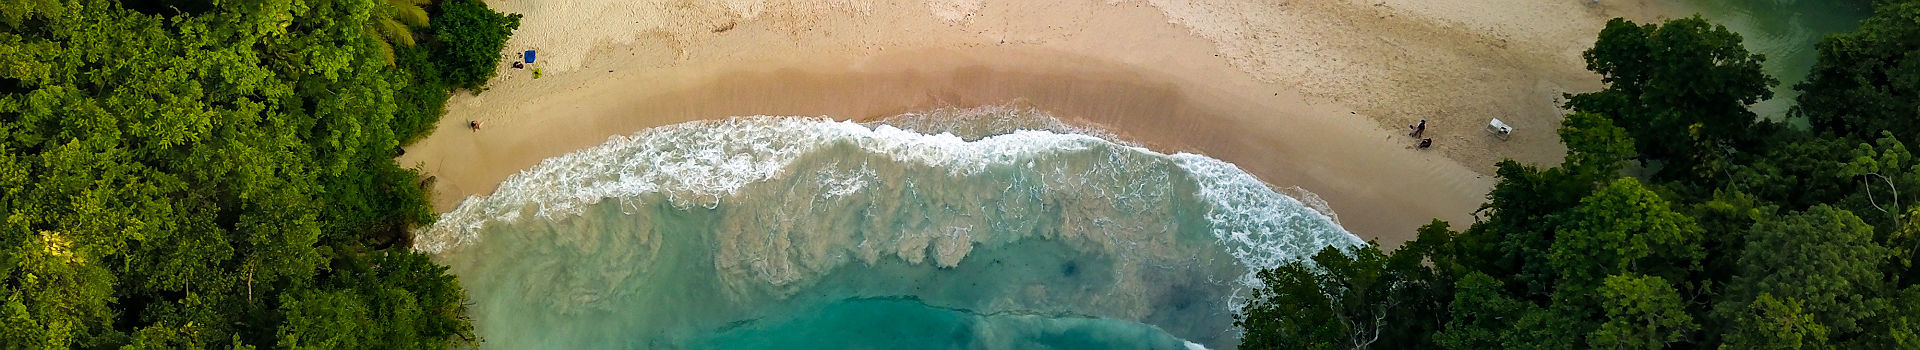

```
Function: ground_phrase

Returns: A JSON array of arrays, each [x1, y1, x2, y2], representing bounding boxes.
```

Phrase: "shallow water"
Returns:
[[692, 297, 1202, 349], [419, 107, 1358, 349], [1676, 0, 1873, 119]]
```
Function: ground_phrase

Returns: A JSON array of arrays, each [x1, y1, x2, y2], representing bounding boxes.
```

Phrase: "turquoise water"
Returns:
[[694, 297, 1198, 349], [417, 107, 1358, 349], [1676, 0, 1873, 119], [417, 4, 1877, 347]]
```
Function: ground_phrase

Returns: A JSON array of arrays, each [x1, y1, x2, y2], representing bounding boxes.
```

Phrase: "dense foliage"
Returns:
[[0, 0, 517, 348], [1238, 2, 1920, 348], [434, 0, 521, 90], [1565, 15, 1775, 183], [1795, 0, 1920, 144]]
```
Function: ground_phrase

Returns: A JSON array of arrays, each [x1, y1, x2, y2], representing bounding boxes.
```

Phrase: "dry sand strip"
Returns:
[[402, 45, 1488, 247], [400, 0, 1667, 246]]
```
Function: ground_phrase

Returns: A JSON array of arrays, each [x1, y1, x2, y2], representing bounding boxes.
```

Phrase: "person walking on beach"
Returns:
[[469, 120, 483, 131], [1409, 119, 1427, 137]]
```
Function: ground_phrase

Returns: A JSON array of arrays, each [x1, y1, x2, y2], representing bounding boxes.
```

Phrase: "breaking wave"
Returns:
[[419, 107, 1360, 348]]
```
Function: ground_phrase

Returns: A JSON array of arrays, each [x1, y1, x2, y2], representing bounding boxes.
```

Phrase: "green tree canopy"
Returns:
[[1566, 16, 1775, 181], [434, 0, 521, 90], [1793, 0, 1920, 142], [1723, 293, 1833, 350], [1549, 177, 1705, 305], [0, 0, 515, 347], [1238, 245, 1385, 349], [1436, 272, 1561, 349], [1242, 6, 1920, 350], [1558, 111, 1638, 182], [1236, 243, 1444, 349], [1725, 205, 1890, 335], [1590, 274, 1698, 349]]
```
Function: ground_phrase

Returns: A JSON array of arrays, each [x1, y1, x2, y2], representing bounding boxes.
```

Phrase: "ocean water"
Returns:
[[1677, 0, 1873, 119], [416, 107, 1360, 349]]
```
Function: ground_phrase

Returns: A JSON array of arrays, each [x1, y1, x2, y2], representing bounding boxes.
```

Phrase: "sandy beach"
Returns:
[[399, 0, 1666, 246]]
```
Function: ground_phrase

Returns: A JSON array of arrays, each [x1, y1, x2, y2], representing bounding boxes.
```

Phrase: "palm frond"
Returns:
[[366, 25, 398, 65], [378, 18, 416, 47], [393, 4, 429, 28]]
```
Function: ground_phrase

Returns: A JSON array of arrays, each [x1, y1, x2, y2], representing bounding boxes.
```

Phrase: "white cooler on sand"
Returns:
[[1487, 118, 1513, 140]]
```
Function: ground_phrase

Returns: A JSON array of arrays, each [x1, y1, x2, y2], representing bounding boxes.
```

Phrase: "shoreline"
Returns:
[[401, 0, 1668, 246], [402, 46, 1489, 246]]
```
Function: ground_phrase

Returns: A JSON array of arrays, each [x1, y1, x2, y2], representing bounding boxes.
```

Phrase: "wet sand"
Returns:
[[403, 45, 1485, 246], [401, 0, 1666, 246]]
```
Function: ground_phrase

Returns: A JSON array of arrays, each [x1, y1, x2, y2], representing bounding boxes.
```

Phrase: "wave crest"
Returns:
[[415, 112, 1361, 289]]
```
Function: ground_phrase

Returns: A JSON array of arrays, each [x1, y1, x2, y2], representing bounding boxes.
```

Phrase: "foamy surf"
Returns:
[[418, 114, 1358, 273], [421, 108, 1361, 348]]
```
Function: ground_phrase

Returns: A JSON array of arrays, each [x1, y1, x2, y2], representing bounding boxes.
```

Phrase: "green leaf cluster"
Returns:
[[1236, 240, 1447, 349], [1565, 16, 1776, 184], [433, 0, 520, 90], [1794, 0, 1920, 143], [0, 0, 518, 347]]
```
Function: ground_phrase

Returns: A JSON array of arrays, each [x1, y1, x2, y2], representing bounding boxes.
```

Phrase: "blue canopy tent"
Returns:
[[524, 50, 536, 64]]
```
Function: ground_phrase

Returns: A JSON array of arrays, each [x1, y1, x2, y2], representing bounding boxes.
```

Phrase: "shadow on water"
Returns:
[[1671, 0, 1874, 119]]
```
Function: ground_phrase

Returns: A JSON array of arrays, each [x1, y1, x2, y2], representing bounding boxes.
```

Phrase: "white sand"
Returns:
[[401, 0, 1668, 246]]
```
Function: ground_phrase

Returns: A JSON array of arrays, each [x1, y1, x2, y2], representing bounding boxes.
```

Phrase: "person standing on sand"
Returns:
[[1409, 119, 1426, 137]]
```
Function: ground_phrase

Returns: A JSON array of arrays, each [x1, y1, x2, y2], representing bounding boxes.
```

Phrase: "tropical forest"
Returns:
[[0, 0, 515, 347], [1238, 1, 1920, 348], [6, 0, 1920, 348]]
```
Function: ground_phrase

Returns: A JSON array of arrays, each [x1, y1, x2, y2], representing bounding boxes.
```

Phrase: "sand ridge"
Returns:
[[404, 0, 1669, 245]]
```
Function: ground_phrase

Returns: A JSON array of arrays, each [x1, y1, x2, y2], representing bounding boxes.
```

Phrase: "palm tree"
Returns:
[[367, 0, 430, 64]]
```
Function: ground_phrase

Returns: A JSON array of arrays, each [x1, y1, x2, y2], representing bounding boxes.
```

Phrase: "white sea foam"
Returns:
[[869, 104, 1126, 144], [419, 116, 1107, 252], [1171, 154, 1361, 286], [416, 114, 1361, 289]]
